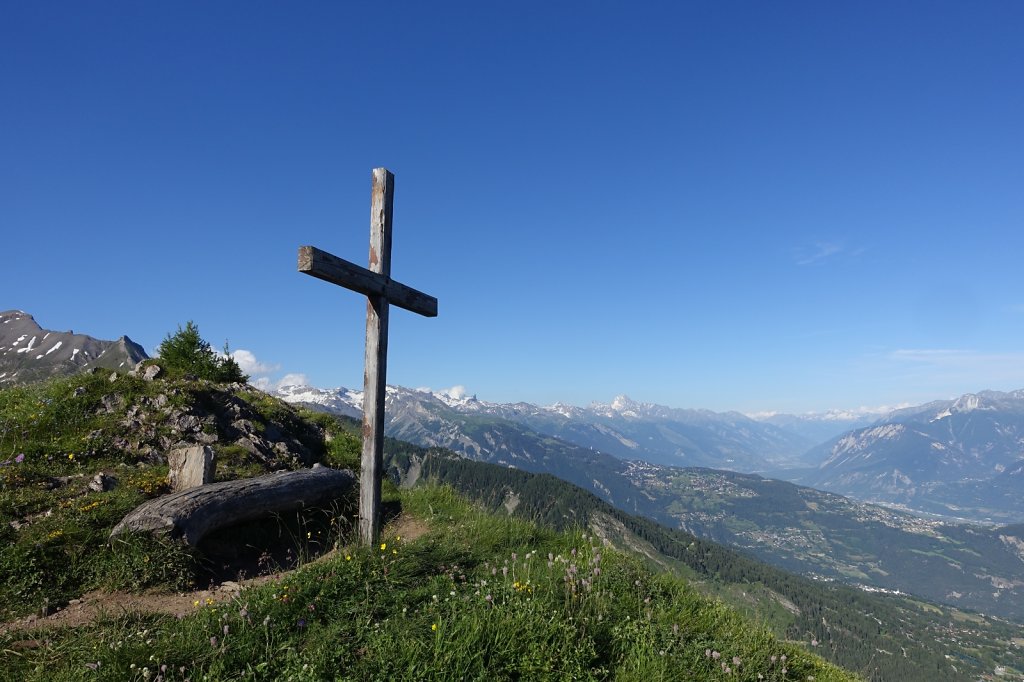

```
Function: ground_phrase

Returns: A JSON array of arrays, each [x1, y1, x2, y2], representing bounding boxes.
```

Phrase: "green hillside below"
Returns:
[[2, 483, 856, 681], [1, 371, 1020, 680]]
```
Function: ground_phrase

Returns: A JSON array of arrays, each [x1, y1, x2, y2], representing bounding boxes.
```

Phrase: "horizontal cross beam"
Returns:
[[298, 245, 438, 317]]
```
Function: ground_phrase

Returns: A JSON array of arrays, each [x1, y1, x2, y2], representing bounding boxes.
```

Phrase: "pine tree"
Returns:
[[156, 321, 248, 383]]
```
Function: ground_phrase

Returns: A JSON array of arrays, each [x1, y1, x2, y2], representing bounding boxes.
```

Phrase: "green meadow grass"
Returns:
[[2, 487, 856, 681], [1, 373, 854, 680]]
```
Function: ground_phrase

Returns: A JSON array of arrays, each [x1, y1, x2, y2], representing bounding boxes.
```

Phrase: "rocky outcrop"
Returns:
[[79, 371, 323, 471]]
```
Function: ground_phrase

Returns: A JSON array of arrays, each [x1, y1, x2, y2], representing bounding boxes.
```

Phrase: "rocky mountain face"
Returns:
[[276, 384, 812, 471], [804, 390, 1024, 522], [0, 310, 148, 385]]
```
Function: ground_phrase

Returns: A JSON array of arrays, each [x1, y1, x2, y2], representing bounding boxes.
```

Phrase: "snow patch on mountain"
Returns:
[[275, 384, 362, 418]]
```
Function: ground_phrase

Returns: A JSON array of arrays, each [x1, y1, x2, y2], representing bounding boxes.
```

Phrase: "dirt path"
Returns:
[[0, 577, 273, 636], [0, 515, 430, 636]]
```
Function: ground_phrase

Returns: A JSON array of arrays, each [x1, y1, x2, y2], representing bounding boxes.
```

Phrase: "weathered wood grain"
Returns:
[[297, 246, 437, 317], [109, 465, 355, 546], [296, 167, 438, 546], [358, 168, 393, 546]]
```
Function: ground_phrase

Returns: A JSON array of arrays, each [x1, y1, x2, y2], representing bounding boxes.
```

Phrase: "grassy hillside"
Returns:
[[0, 371, 854, 680], [1, 485, 856, 681], [0, 371, 1018, 680], [375, 435, 1024, 682]]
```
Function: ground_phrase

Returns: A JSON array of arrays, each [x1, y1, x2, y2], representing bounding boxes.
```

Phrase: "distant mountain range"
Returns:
[[0, 310, 147, 384], [276, 382, 1024, 619], [803, 389, 1024, 523], [277, 384, 815, 471], [278, 382, 1024, 526]]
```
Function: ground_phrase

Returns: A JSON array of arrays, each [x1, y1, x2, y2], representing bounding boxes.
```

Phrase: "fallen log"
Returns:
[[110, 464, 356, 546]]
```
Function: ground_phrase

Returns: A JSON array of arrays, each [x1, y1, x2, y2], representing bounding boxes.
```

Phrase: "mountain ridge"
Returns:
[[806, 388, 1024, 522], [0, 310, 147, 384], [276, 383, 815, 471]]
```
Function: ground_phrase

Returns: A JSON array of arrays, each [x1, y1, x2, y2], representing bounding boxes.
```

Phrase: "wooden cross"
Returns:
[[297, 168, 437, 546]]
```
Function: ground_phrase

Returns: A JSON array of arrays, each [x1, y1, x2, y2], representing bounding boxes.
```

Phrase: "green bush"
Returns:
[[157, 321, 248, 384]]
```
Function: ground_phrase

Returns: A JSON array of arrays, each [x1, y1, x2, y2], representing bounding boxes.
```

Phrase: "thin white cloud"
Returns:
[[883, 348, 1024, 391], [225, 349, 308, 391], [393, 385, 474, 399], [230, 349, 280, 375], [795, 241, 843, 266], [251, 376, 273, 391], [277, 372, 309, 388], [439, 385, 470, 399], [887, 349, 974, 364], [885, 348, 1024, 371]]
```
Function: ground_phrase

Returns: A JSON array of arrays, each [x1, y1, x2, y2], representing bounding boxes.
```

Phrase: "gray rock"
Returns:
[[100, 394, 124, 413], [236, 436, 271, 459], [196, 431, 219, 445], [167, 445, 216, 491], [142, 364, 161, 381], [88, 472, 117, 492], [174, 415, 202, 433]]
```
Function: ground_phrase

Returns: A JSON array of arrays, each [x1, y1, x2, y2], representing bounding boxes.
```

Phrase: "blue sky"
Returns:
[[3, 1, 1023, 413]]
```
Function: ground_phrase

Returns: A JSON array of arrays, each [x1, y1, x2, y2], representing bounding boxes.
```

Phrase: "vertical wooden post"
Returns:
[[359, 168, 394, 546], [298, 167, 435, 546]]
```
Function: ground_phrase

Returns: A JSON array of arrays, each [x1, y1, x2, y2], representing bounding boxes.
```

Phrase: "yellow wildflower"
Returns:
[[431, 623, 437, 632]]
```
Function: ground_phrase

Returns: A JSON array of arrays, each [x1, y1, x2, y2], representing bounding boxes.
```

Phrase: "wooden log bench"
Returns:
[[109, 464, 356, 546]]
